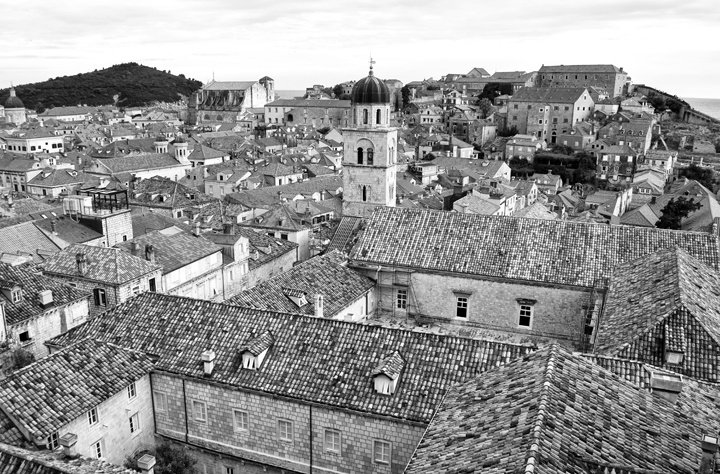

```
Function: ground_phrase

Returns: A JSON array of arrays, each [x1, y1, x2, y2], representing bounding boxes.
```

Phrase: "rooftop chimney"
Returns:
[[38, 289, 53, 309], [699, 435, 718, 474], [59, 432, 78, 458], [137, 454, 157, 474], [131, 241, 141, 256], [50, 220, 57, 236], [649, 371, 682, 404], [223, 222, 234, 235], [194, 221, 201, 237], [76, 253, 87, 276], [145, 244, 156, 264], [201, 349, 216, 376], [314, 294, 324, 319]]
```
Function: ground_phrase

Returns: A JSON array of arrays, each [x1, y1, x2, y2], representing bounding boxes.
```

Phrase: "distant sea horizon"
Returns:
[[682, 97, 720, 121]]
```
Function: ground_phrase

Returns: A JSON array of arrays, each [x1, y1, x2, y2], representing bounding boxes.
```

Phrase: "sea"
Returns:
[[683, 98, 720, 121], [274, 89, 306, 99]]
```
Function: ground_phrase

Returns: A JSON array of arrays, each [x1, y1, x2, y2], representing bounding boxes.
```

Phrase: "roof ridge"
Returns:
[[523, 345, 559, 473]]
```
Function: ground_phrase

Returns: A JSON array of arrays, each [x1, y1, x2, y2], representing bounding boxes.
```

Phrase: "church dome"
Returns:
[[5, 88, 24, 109], [351, 68, 390, 105]]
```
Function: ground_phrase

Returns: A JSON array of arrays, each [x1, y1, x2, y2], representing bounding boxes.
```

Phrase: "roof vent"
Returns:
[[239, 331, 274, 370], [649, 370, 682, 404], [372, 351, 405, 395]]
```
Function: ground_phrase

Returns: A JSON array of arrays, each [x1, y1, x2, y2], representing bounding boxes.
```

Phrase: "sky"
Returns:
[[2, 0, 719, 99]]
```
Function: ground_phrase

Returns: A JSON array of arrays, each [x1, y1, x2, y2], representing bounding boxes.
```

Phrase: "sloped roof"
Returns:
[[188, 144, 228, 161], [539, 64, 624, 73], [41, 244, 161, 284], [115, 229, 221, 273], [265, 99, 351, 108], [48, 292, 534, 424], [619, 204, 659, 227], [0, 443, 138, 474], [27, 169, 90, 187], [130, 177, 217, 209], [234, 227, 297, 271], [406, 345, 718, 474], [0, 221, 61, 262], [204, 80, 256, 91], [349, 207, 720, 289], [514, 202, 556, 220], [0, 339, 153, 440], [228, 251, 375, 318], [649, 179, 720, 232], [595, 247, 720, 382], [511, 87, 589, 104], [454, 194, 501, 215], [226, 175, 342, 210], [0, 262, 89, 326], [89, 153, 183, 174], [34, 216, 103, 244]]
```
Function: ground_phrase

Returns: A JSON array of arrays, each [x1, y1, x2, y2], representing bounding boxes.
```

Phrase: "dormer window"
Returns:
[[11, 288, 21, 303], [283, 288, 308, 308], [239, 331, 274, 370], [371, 351, 405, 395]]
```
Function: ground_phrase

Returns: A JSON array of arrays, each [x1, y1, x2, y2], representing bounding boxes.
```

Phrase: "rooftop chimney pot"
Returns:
[[75, 253, 87, 276], [59, 432, 79, 458]]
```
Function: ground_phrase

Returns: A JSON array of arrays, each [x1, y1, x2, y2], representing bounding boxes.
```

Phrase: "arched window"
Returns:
[[216, 115, 223, 121], [287, 113, 294, 122], [363, 109, 369, 125], [204, 114, 210, 120], [358, 147, 364, 164], [390, 147, 395, 164], [367, 149, 374, 165], [376, 109, 381, 124], [362, 186, 368, 202]]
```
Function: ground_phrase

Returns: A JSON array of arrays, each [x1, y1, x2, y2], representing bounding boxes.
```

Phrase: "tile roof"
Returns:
[[89, 153, 183, 174], [48, 292, 533, 423], [226, 175, 342, 210], [27, 169, 91, 187], [234, 227, 297, 271], [406, 345, 720, 474], [130, 208, 193, 237], [595, 247, 720, 382], [514, 202, 557, 220], [0, 262, 89, 326], [0, 339, 153, 440], [0, 442, 139, 474], [620, 204, 659, 227], [115, 229, 221, 273], [0, 221, 61, 262], [188, 144, 228, 161], [539, 64, 624, 73], [130, 177, 217, 209], [349, 207, 720, 288], [511, 87, 589, 104], [204, 80, 257, 91], [265, 99, 351, 108], [649, 179, 720, 232], [34, 216, 103, 244], [41, 243, 161, 284], [228, 250, 375, 318]]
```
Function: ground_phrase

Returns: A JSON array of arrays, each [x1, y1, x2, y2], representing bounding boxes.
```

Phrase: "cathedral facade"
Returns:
[[188, 76, 274, 125]]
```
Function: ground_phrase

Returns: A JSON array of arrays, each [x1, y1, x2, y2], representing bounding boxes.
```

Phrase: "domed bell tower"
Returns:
[[342, 61, 398, 218]]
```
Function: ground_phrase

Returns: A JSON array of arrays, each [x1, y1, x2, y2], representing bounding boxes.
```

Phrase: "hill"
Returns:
[[0, 63, 203, 112]]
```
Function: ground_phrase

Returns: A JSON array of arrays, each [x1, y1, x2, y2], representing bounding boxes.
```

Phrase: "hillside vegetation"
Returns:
[[0, 63, 202, 112]]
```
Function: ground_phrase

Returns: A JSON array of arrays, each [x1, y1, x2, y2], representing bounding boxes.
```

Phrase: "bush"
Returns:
[[11, 347, 34, 370]]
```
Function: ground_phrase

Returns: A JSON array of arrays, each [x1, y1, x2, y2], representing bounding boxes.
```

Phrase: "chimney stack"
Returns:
[[38, 289, 54, 309], [649, 371, 682, 404], [76, 253, 87, 276], [137, 454, 157, 474], [194, 221, 201, 237], [50, 220, 57, 236], [201, 349, 216, 376], [145, 244, 156, 263], [59, 432, 79, 458], [131, 241, 141, 256], [699, 435, 718, 474], [223, 222, 234, 235], [314, 294, 324, 319]]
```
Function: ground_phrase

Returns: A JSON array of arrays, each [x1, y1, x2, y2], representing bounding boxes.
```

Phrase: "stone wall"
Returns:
[[245, 249, 297, 289]]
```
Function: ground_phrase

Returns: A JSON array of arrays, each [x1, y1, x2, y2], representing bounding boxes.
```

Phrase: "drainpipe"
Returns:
[[182, 378, 189, 444]]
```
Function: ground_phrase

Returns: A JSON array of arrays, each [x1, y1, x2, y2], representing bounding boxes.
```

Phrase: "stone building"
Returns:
[[189, 77, 274, 125], [48, 291, 533, 474], [263, 98, 351, 127], [4, 128, 64, 154], [0, 261, 90, 360], [537, 64, 629, 97], [342, 66, 398, 217], [0, 338, 155, 464], [348, 207, 720, 348], [40, 243, 162, 317], [507, 87, 594, 143]]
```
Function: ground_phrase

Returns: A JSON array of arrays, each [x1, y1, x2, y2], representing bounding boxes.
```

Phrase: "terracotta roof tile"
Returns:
[[115, 229, 220, 273]]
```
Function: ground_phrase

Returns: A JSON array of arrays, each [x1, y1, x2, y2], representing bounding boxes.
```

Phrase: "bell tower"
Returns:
[[342, 61, 397, 217]]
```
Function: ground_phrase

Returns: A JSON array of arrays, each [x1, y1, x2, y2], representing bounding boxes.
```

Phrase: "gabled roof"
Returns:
[[34, 215, 104, 244], [41, 244, 161, 284], [226, 175, 342, 210], [349, 207, 720, 289], [514, 202, 556, 220], [89, 153, 183, 174], [406, 345, 719, 474], [0, 221, 61, 262], [265, 99, 351, 108], [511, 87, 589, 104], [115, 229, 221, 273], [188, 144, 228, 161], [204, 80, 257, 91], [130, 177, 217, 209], [228, 251, 375, 318], [595, 247, 720, 383], [619, 203, 659, 227], [0, 262, 89, 326], [48, 292, 534, 424], [0, 339, 153, 440], [649, 179, 720, 232], [234, 227, 297, 271], [27, 169, 90, 187], [0, 442, 138, 473]]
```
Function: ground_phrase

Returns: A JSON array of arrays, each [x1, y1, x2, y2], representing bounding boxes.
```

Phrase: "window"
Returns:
[[554, 106, 559, 111], [278, 419, 293, 442], [519, 305, 533, 327], [563, 118, 568, 123], [363, 109, 369, 125], [325, 429, 341, 453], [129, 412, 140, 434], [149, 278, 157, 292], [373, 440, 391, 464], [132, 285, 140, 296], [19, 331, 31, 343], [357, 147, 364, 164], [362, 185, 368, 202], [127, 382, 137, 399], [538, 119, 543, 125], [88, 407, 98, 425], [280, 233, 288, 240], [564, 106, 569, 111], [513, 104, 518, 110], [367, 149, 374, 165], [376, 109, 381, 124], [92, 440, 103, 459], [46, 431, 59, 450], [225, 468, 234, 474], [11, 289, 21, 303], [512, 115, 517, 121], [396, 289, 407, 310], [93, 288, 107, 307], [233, 410, 249, 432], [192, 400, 207, 422], [154, 391, 167, 412], [456, 296, 468, 318]]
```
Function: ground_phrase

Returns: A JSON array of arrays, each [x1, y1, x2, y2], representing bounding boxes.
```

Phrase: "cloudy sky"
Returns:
[[2, 0, 719, 98]]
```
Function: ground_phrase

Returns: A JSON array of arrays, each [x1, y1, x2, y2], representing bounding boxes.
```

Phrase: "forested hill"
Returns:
[[0, 63, 203, 112]]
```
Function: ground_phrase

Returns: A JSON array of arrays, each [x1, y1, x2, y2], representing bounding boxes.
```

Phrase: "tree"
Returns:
[[332, 84, 344, 99], [508, 157, 534, 178], [498, 125, 518, 137], [679, 163, 715, 190], [11, 347, 34, 370], [476, 98, 493, 119], [656, 197, 702, 229], [548, 144, 574, 156], [478, 82, 514, 102], [401, 85, 410, 109], [155, 442, 198, 474]]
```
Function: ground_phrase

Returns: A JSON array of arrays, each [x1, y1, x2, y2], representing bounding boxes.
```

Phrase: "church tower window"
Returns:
[[367, 149, 374, 165], [376, 109, 381, 125], [363, 109, 369, 125], [358, 148, 364, 164], [362, 186, 368, 202]]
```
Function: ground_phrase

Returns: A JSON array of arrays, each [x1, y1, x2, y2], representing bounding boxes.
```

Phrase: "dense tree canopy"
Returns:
[[656, 197, 702, 229], [679, 163, 716, 191]]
